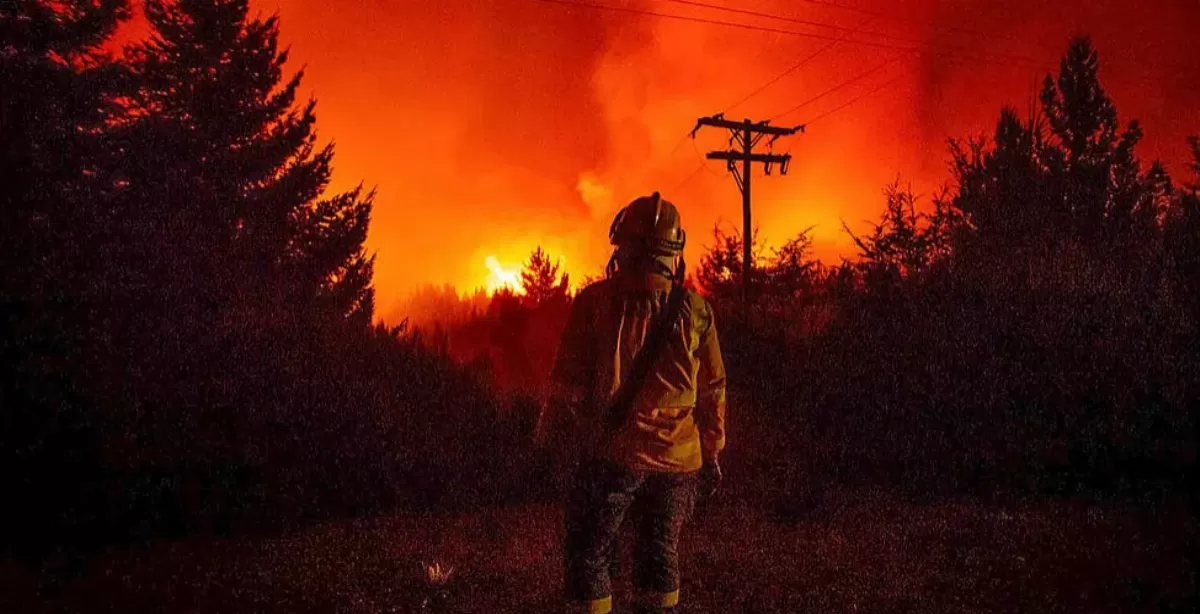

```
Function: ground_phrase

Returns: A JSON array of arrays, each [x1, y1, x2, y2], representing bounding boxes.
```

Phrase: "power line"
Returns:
[[644, 127, 719, 196], [783, 0, 1059, 52], [769, 0, 1019, 122], [769, 0, 1015, 126], [658, 0, 1050, 68], [691, 137, 724, 177], [532, 0, 1050, 70], [660, 0, 924, 48], [663, 131, 692, 160], [770, 52, 903, 120], [645, 130, 696, 177], [535, 0, 874, 46], [670, 162, 707, 194], [668, 132, 728, 194], [801, 70, 909, 126], [721, 14, 879, 114]]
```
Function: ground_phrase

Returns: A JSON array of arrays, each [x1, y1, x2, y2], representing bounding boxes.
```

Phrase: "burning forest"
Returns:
[[3, 1, 1198, 612]]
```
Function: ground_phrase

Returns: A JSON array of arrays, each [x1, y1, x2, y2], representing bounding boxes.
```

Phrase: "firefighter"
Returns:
[[541, 192, 727, 614]]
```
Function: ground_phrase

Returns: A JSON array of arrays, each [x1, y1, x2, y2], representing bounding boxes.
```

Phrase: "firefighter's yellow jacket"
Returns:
[[548, 272, 727, 473]]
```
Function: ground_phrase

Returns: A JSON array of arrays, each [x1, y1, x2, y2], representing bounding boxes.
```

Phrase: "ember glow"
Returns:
[[217, 0, 1199, 321]]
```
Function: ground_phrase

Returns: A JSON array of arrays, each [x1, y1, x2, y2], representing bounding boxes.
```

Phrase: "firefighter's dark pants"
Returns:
[[565, 460, 697, 613]]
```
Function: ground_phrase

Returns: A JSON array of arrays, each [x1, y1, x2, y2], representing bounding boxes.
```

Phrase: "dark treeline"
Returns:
[[2, 0, 523, 559], [395, 247, 573, 393], [404, 38, 1199, 510], [703, 39, 1198, 507], [3, 0, 1196, 562]]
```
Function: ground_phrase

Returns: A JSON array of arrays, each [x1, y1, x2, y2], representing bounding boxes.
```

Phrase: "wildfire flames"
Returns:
[[199, 0, 1200, 324], [485, 256, 523, 295]]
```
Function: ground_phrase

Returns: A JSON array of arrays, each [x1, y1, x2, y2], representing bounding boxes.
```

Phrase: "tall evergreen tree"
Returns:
[[933, 37, 1186, 488], [1, 0, 130, 555], [2, 0, 129, 317], [1039, 38, 1162, 249], [951, 37, 1164, 262], [120, 0, 374, 329]]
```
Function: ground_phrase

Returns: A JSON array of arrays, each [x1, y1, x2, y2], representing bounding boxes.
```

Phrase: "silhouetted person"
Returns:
[[539, 192, 727, 614]]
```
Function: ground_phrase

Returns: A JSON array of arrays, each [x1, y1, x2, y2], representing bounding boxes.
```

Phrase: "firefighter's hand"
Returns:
[[699, 460, 723, 501]]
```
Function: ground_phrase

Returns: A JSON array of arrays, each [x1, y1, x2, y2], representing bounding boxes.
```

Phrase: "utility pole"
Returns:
[[692, 113, 803, 310]]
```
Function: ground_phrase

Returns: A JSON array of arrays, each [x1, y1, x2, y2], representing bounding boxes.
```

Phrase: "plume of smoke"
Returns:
[[244, 0, 1200, 306]]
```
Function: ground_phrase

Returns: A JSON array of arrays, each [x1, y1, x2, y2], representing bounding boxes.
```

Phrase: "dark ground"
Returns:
[[1, 490, 1194, 613]]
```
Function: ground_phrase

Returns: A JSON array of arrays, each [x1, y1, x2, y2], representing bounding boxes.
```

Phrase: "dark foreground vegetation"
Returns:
[[2, 0, 1196, 610], [2, 497, 1194, 613]]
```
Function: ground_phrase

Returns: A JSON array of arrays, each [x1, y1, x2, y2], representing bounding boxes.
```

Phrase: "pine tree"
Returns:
[[1, 0, 130, 555], [121, 0, 374, 328], [520, 247, 569, 307], [2, 0, 129, 303], [1040, 37, 1159, 248], [952, 37, 1162, 260], [935, 37, 1184, 485]]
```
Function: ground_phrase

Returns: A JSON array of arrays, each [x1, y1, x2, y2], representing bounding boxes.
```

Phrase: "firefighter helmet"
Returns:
[[608, 192, 686, 255]]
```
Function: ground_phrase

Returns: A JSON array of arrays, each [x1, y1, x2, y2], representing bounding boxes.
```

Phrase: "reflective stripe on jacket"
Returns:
[[551, 272, 727, 473]]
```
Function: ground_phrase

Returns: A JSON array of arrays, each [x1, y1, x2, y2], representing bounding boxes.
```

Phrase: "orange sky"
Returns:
[[223, 1, 1199, 321]]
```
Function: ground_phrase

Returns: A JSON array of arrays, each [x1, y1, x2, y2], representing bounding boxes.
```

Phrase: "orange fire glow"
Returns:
[[484, 256, 523, 295], [149, 1, 1200, 323]]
